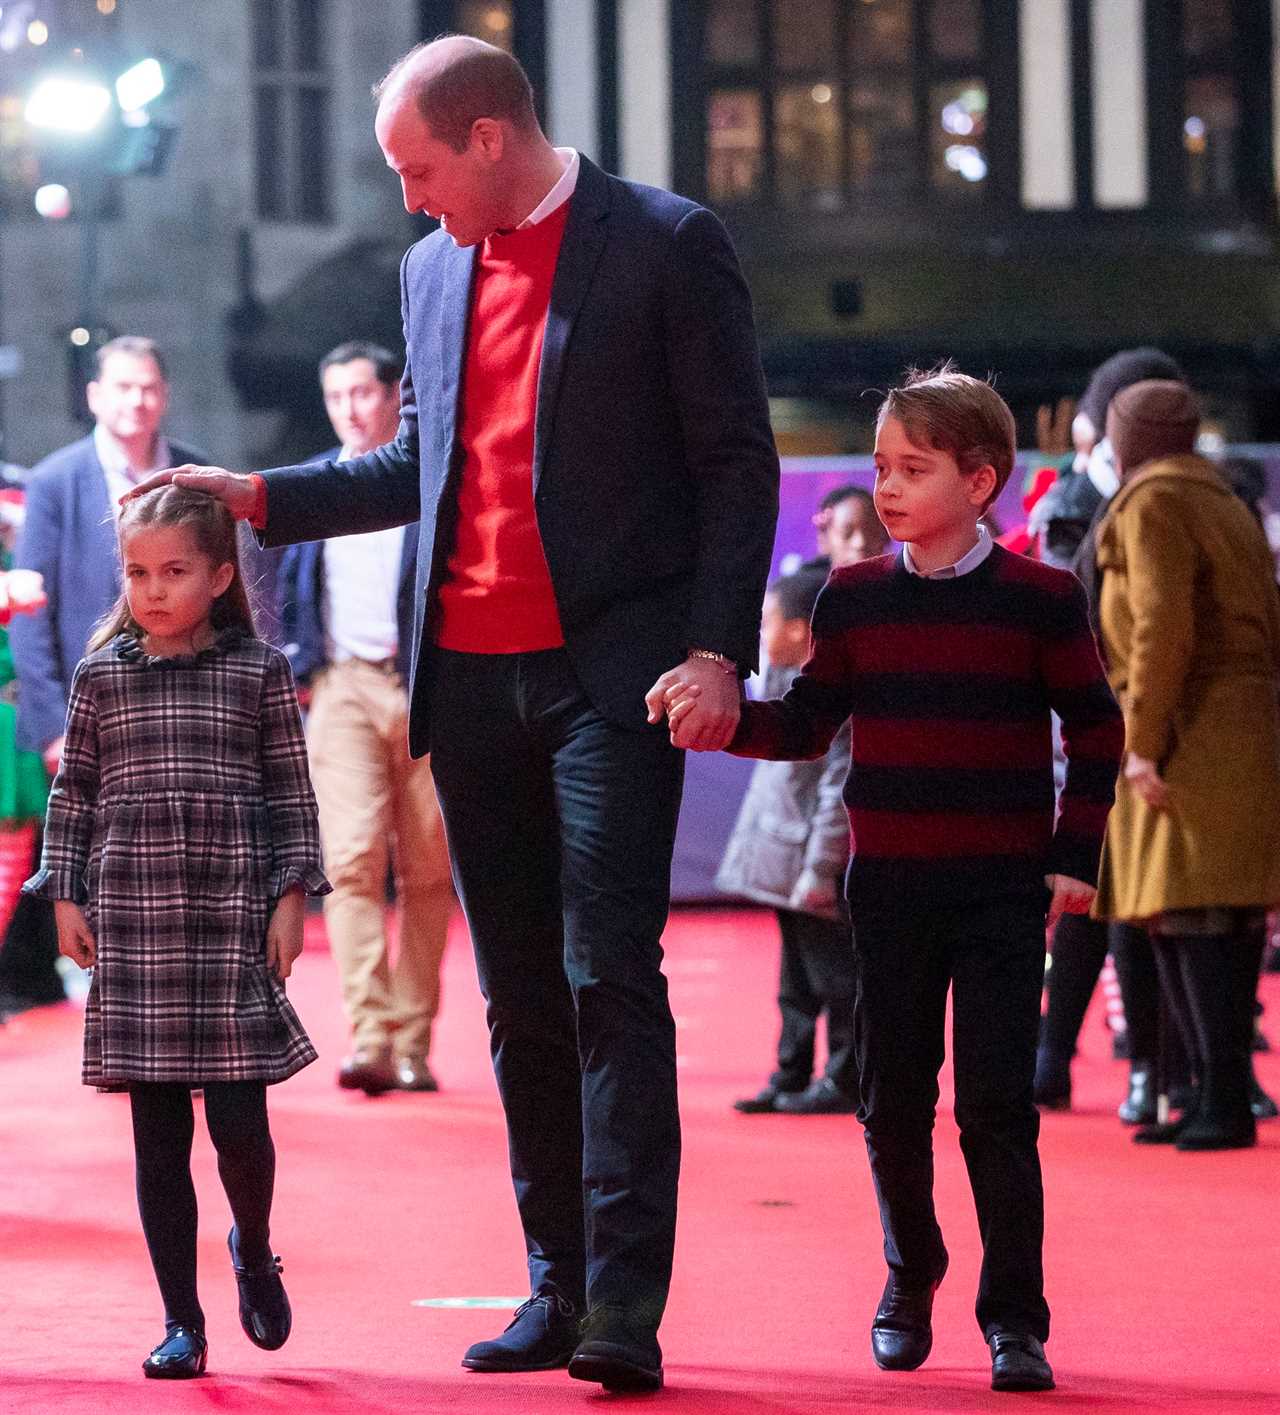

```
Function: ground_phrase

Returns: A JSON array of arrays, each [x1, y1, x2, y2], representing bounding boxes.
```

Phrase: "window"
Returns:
[[253, 0, 331, 222], [1179, 0, 1240, 203], [702, 0, 993, 209]]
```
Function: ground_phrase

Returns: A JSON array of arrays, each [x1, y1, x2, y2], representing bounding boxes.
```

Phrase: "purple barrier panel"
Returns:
[[671, 447, 1280, 900]]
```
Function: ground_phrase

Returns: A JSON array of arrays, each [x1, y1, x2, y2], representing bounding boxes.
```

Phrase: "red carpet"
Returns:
[[1, 907, 1277, 1413]]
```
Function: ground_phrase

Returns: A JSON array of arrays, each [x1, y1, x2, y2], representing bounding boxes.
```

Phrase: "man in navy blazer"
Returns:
[[279, 341, 452, 1099], [134, 37, 778, 1392], [10, 338, 206, 764]]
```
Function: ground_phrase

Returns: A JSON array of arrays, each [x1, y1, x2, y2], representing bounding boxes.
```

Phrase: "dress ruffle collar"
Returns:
[[114, 626, 244, 668]]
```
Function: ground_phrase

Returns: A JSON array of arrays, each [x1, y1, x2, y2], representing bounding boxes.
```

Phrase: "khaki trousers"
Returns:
[[307, 659, 452, 1058]]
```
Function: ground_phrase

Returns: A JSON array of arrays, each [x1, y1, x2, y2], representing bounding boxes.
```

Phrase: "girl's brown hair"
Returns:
[[88, 486, 257, 652]]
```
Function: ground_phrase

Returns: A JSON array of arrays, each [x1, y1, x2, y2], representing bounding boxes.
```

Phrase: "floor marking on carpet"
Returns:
[[411, 1297, 526, 1309]]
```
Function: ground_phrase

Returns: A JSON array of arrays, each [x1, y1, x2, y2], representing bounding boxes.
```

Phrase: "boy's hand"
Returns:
[[1045, 874, 1096, 927], [266, 887, 305, 981], [645, 659, 739, 751], [53, 900, 96, 969], [1124, 752, 1168, 810]]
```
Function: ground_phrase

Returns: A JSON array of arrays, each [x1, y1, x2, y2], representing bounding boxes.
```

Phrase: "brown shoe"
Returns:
[[338, 1046, 396, 1095], [395, 1055, 439, 1092]]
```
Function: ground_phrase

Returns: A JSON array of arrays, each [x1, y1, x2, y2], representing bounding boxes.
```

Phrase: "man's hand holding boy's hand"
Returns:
[[644, 659, 740, 751], [266, 887, 306, 982], [1045, 874, 1096, 927], [53, 900, 96, 969]]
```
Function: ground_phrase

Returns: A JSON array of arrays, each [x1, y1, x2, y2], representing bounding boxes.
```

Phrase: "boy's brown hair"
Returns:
[[876, 363, 1017, 507]]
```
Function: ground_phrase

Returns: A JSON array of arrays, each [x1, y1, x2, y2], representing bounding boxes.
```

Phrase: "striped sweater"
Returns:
[[730, 545, 1124, 904]]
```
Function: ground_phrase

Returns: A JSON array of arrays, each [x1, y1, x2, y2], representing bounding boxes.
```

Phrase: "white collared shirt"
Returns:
[[322, 443, 405, 663], [517, 147, 579, 228], [902, 524, 994, 579], [94, 424, 171, 514]]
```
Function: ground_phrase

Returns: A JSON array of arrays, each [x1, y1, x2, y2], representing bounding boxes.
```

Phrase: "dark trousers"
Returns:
[[129, 1082, 275, 1334], [1151, 922, 1265, 1129], [851, 894, 1050, 1341], [1041, 914, 1172, 1070], [427, 648, 684, 1328], [772, 908, 858, 1096]]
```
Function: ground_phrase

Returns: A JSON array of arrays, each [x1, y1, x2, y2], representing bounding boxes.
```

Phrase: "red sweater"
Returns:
[[433, 202, 570, 653], [730, 547, 1125, 904]]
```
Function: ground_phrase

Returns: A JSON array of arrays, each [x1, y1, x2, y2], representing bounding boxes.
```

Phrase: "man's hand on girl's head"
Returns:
[[120, 465, 261, 522]]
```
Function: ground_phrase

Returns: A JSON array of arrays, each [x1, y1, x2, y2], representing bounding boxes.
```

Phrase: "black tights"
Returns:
[[129, 1082, 276, 1334]]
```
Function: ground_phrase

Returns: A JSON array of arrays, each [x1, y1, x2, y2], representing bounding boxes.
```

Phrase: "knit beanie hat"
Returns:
[[1077, 347, 1185, 437], [1105, 380, 1200, 477]]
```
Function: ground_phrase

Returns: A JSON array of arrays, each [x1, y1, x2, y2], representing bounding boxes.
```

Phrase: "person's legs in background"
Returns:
[[773, 910, 859, 1114], [735, 908, 819, 1112], [1034, 911, 1108, 1108]]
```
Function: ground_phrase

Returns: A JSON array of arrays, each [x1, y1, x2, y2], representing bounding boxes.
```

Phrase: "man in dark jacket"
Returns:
[[132, 37, 778, 1392]]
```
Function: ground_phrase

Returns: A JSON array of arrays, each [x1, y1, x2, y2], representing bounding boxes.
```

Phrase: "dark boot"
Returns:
[[1117, 1062, 1155, 1125], [1033, 1047, 1072, 1110]]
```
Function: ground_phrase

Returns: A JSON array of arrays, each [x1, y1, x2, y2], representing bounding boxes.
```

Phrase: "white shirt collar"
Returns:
[[517, 148, 579, 229], [93, 423, 170, 483], [902, 524, 994, 579]]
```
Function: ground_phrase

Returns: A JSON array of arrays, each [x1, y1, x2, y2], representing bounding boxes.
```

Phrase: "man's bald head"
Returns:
[[374, 35, 539, 153]]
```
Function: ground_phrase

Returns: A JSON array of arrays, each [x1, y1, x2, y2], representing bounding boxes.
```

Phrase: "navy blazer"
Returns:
[[257, 156, 780, 759], [11, 434, 280, 752], [278, 450, 420, 683]]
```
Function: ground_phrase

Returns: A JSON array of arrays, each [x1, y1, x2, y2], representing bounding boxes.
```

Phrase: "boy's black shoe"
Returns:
[[774, 1077, 858, 1114], [733, 1083, 796, 1113], [871, 1270, 943, 1371], [989, 1330, 1054, 1391], [142, 1325, 207, 1379], [228, 1228, 292, 1350], [461, 1293, 578, 1372], [568, 1304, 663, 1392]]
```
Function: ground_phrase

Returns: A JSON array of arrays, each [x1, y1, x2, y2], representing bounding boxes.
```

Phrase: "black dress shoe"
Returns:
[[229, 1228, 292, 1350], [462, 1293, 579, 1372], [871, 1269, 943, 1371], [568, 1304, 664, 1392], [1175, 1113, 1256, 1151], [773, 1077, 858, 1115], [989, 1330, 1054, 1391], [733, 1083, 799, 1114], [142, 1325, 207, 1379]]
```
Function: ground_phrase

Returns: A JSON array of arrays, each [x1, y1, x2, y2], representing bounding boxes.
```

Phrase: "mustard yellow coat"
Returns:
[[1093, 455, 1280, 922]]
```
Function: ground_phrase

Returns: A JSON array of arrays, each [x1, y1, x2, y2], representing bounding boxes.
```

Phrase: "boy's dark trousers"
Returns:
[[772, 908, 858, 1096], [851, 891, 1051, 1342]]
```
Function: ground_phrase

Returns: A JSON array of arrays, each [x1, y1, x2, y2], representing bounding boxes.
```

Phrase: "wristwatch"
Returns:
[[687, 647, 738, 675]]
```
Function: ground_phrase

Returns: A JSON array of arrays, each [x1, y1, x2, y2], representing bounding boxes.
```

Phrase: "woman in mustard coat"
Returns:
[[1094, 380, 1280, 1150]]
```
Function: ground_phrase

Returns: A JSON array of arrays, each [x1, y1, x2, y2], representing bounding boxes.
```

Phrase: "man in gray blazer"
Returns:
[[132, 36, 778, 1393]]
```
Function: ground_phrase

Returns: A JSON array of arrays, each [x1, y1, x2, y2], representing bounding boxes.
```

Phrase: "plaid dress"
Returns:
[[25, 629, 328, 1086]]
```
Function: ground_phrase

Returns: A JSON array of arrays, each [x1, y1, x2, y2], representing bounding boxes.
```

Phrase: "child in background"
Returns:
[[653, 366, 1123, 1393], [719, 568, 857, 1115], [826, 487, 890, 569], [24, 486, 329, 1380]]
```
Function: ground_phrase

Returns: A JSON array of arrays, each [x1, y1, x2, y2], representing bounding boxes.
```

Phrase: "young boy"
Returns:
[[650, 367, 1124, 1393], [826, 487, 890, 569], [718, 568, 857, 1116]]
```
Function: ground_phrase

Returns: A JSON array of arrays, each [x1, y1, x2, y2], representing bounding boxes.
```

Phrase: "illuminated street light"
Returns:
[[25, 74, 112, 133], [115, 57, 165, 114]]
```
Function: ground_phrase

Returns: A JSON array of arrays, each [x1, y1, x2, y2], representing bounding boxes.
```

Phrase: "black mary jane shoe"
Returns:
[[229, 1227, 292, 1350], [142, 1325, 207, 1379]]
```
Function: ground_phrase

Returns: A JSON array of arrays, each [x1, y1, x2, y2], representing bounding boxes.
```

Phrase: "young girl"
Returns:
[[24, 486, 329, 1380]]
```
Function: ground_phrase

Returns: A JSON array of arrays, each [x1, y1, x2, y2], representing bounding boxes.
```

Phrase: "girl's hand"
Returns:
[[266, 887, 305, 981], [53, 900, 96, 969]]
